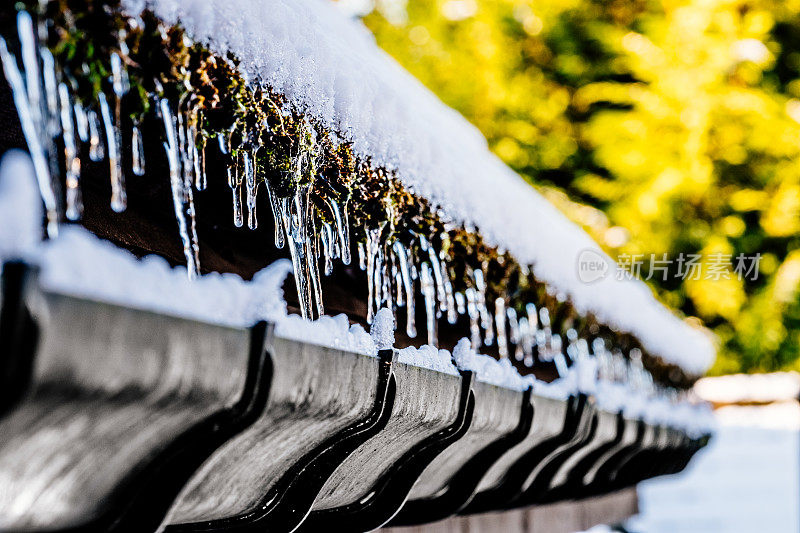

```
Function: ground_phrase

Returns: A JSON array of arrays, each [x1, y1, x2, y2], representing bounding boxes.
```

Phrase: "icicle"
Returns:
[[443, 271, 457, 324], [108, 51, 129, 208], [517, 316, 531, 362], [98, 93, 125, 211], [539, 307, 551, 328], [18, 11, 43, 137], [177, 111, 193, 200], [73, 101, 89, 143], [262, 179, 285, 248], [455, 292, 467, 315], [58, 83, 82, 221], [552, 335, 568, 377], [358, 241, 367, 270], [195, 135, 207, 190], [526, 303, 539, 331], [159, 98, 200, 279], [420, 236, 447, 310], [0, 36, 59, 237], [282, 197, 312, 319], [465, 287, 481, 350], [40, 48, 60, 138], [394, 268, 405, 308], [328, 197, 351, 265], [495, 298, 509, 359], [420, 262, 437, 346], [308, 212, 324, 318], [507, 307, 522, 360], [379, 247, 390, 309], [131, 123, 145, 176], [473, 269, 494, 345], [321, 222, 335, 276], [217, 131, 229, 155], [243, 148, 258, 230], [393, 241, 417, 337], [110, 52, 130, 96], [279, 185, 323, 320], [227, 157, 244, 228], [365, 228, 382, 323], [565, 328, 579, 361], [88, 110, 104, 161]]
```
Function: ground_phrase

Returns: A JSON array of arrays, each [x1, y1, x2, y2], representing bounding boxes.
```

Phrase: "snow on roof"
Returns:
[[123, 0, 715, 375]]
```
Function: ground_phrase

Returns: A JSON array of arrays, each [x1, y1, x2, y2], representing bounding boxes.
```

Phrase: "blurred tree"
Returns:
[[343, 0, 800, 374]]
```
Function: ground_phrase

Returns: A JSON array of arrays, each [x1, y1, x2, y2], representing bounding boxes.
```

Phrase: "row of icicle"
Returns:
[[0, 8, 662, 389]]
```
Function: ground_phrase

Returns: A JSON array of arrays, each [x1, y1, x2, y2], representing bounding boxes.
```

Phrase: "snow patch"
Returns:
[[0, 150, 42, 262], [396, 344, 459, 376], [370, 307, 395, 351]]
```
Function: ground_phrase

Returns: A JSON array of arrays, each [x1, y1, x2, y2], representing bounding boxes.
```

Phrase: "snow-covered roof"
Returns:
[[121, 0, 715, 375]]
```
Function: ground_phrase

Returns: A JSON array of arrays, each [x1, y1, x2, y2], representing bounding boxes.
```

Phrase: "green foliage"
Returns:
[[360, 0, 800, 374]]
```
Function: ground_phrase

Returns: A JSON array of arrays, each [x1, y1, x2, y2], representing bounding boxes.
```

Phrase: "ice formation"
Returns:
[[0, 0, 716, 377], [0, 151, 712, 433], [109, 0, 715, 375]]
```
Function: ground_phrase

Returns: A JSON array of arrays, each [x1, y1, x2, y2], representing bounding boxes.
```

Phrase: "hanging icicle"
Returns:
[[393, 241, 416, 337], [87, 109, 104, 162], [264, 178, 285, 249], [195, 135, 207, 190], [0, 28, 60, 237], [365, 226, 385, 323], [473, 268, 494, 346], [131, 123, 145, 176], [494, 297, 508, 359], [279, 185, 324, 320], [159, 97, 201, 279], [328, 197, 351, 265], [73, 101, 89, 143], [465, 287, 482, 350], [243, 148, 258, 230], [58, 83, 82, 221], [98, 93, 126, 212], [420, 262, 437, 346]]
